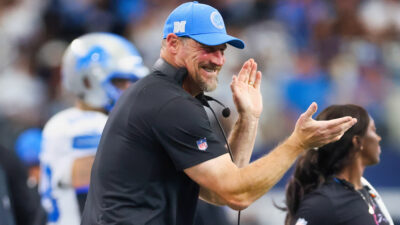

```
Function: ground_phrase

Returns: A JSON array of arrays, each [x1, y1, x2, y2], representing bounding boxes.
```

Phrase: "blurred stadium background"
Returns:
[[1, 0, 399, 224]]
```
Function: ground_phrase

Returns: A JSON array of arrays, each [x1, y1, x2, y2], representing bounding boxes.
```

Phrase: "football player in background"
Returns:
[[39, 33, 148, 225]]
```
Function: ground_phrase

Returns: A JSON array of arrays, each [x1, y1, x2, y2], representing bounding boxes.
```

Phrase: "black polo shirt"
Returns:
[[81, 58, 227, 225], [291, 178, 391, 225]]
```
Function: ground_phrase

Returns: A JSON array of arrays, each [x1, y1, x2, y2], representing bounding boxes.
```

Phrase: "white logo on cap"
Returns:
[[210, 11, 224, 29], [173, 21, 186, 33]]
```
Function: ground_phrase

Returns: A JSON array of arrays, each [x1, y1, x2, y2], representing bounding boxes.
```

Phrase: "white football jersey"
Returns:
[[39, 108, 107, 225]]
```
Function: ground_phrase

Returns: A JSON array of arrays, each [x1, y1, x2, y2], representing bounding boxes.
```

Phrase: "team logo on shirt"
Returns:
[[295, 218, 308, 225], [196, 138, 208, 151]]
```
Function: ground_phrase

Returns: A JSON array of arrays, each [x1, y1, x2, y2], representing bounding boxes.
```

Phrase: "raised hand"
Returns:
[[230, 59, 263, 119], [289, 102, 358, 150]]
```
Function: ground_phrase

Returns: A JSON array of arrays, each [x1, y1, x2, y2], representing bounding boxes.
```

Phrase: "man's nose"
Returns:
[[210, 50, 225, 66]]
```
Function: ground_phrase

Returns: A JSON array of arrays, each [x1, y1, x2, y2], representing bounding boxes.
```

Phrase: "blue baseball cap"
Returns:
[[163, 1, 245, 49]]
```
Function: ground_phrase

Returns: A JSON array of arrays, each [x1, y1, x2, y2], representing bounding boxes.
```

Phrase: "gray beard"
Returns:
[[198, 77, 218, 92]]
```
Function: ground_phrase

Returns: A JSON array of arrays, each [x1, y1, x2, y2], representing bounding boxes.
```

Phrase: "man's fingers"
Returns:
[[302, 102, 318, 119], [231, 75, 238, 91], [325, 117, 357, 129], [326, 133, 344, 144], [320, 118, 357, 145], [244, 59, 254, 83], [342, 118, 358, 131], [327, 126, 348, 140], [323, 118, 357, 137], [248, 60, 257, 85], [301, 114, 357, 150], [254, 71, 262, 90], [238, 59, 251, 83]]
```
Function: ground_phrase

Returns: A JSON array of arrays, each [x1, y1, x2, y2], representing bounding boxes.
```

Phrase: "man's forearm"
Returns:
[[228, 115, 259, 168], [234, 136, 303, 205], [191, 136, 303, 210], [72, 155, 95, 188]]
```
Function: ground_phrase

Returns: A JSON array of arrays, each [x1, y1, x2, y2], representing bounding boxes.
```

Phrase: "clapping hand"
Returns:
[[290, 102, 358, 150], [230, 59, 263, 119]]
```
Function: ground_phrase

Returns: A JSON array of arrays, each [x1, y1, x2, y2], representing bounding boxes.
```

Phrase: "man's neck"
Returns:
[[160, 53, 180, 68], [182, 75, 202, 96], [160, 56, 201, 96]]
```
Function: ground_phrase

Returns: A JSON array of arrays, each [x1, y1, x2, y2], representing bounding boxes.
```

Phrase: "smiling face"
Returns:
[[178, 38, 227, 92], [360, 117, 382, 166]]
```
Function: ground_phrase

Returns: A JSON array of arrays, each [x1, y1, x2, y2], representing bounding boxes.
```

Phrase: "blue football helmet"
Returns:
[[62, 32, 148, 112]]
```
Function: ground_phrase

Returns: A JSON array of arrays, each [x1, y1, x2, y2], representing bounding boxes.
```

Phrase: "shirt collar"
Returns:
[[152, 58, 188, 85]]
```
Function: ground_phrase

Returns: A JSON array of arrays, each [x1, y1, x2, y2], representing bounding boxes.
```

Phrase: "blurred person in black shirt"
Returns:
[[0, 144, 46, 225]]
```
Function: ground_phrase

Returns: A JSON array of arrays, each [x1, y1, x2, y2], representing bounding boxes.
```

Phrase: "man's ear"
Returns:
[[165, 33, 180, 54]]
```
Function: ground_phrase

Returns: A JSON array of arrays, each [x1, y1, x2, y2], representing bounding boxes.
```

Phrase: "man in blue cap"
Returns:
[[81, 2, 357, 225]]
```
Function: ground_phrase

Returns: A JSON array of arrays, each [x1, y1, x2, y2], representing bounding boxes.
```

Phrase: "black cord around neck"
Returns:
[[206, 100, 241, 225], [208, 106, 234, 161]]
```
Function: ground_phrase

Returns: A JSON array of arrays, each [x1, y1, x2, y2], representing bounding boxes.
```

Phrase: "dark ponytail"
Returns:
[[283, 104, 369, 225]]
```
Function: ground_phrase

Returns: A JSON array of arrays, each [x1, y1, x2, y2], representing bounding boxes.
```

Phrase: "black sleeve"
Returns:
[[290, 193, 336, 225], [152, 97, 227, 170], [0, 146, 43, 225]]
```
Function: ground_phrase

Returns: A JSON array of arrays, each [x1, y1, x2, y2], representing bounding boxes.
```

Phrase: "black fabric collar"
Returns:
[[152, 58, 188, 85], [333, 177, 355, 190], [333, 177, 370, 191]]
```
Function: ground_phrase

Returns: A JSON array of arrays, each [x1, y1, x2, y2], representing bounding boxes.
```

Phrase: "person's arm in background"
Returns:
[[0, 145, 41, 225], [71, 156, 95, 188], [189, 59, 357, 208]]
